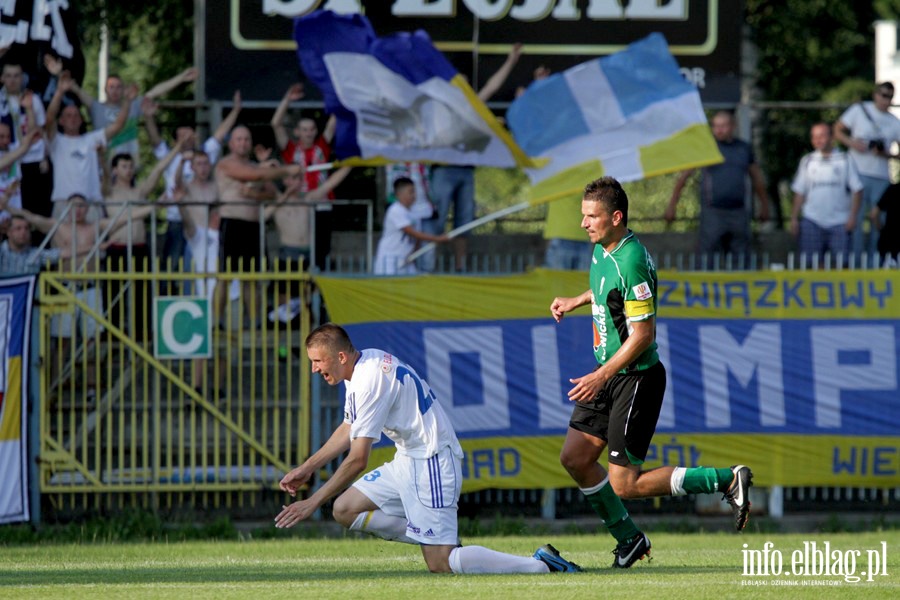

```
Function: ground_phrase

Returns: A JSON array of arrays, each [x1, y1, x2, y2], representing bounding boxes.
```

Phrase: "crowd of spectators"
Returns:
[[0, 55, 897, 315]]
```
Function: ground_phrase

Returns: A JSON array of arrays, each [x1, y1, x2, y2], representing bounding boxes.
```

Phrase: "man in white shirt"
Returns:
[[834, 82, 900, 258], [45, 71, 132, 212], [275, 323, 581, 574], [68, 67, 198, 164], [791, 123, 863, 264], [374, 177, 448, 275]]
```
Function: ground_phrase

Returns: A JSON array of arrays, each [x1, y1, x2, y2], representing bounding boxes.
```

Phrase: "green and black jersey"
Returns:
[[589, 230, 659, 372]]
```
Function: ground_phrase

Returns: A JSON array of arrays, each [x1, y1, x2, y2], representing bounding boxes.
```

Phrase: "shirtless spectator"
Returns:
[[101, 142, 183, 341], [173, 149, 218, 294], [0, 62, 51, 235], [68, 67, 198, 164], [266, 166, 351, 317], [214, 125, 302, 328], [169, 182, 222, 396], [1, 194, 155, 341], [45, 71, 133, 213], [144, 91, 242, 271], [271, 83, 336, 269]]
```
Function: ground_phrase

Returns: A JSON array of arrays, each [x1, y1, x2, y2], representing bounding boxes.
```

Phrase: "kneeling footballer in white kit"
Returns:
[[275, 323, 580, 574]]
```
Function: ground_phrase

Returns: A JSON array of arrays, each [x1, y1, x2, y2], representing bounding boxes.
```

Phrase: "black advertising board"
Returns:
[[204, 0, 742, 104]]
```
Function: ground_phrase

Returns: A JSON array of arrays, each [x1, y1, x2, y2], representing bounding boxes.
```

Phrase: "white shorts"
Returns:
[[352, 446, 461, 546]]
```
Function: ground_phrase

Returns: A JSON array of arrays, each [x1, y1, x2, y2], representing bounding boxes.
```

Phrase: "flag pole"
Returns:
[[404, 201, 531, 264]]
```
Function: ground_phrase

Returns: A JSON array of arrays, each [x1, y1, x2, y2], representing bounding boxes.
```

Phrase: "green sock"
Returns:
[[681, 467, 734, 494], [583, 479, 640, 544]]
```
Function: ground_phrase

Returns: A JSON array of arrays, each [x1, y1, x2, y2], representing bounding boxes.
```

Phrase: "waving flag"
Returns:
[[508, 33, 722, 203], [0, 275, 36, 524], [294, 11, 533, 168]]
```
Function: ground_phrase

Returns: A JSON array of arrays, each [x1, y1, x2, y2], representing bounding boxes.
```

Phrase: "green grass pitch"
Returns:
[[1, 532, 897, 599]]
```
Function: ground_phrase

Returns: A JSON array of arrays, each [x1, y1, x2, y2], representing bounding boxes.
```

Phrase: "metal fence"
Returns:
[[36, 259, 312, 519]]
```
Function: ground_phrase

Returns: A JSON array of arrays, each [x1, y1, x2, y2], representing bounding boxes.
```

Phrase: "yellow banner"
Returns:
[[317, 270, 900, 324], [368, 434, 900, 492]]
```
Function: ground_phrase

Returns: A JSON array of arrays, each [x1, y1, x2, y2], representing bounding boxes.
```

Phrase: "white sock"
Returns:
[[448, 546, 549, 574], [580, 475, 610, 496], [349, 510, 418, 544], [670, 467, 687, 496]]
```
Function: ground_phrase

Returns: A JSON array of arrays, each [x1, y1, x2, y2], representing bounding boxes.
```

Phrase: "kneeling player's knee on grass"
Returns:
[[421, 548, 452, 573]]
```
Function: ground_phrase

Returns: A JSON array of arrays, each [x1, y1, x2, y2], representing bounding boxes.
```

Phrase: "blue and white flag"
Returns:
[[508, 33, 722, 198], [294, 11, 533, 168], [0, 274, 35, 524]]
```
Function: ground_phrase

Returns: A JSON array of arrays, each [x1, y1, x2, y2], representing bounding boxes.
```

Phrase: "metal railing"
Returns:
[[37, 259, 312, 518]]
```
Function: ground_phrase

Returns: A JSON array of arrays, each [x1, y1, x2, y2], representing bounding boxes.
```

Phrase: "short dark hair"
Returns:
[[583, 176, 629, 226], [393, 177, 414, 195], [306, 323, 355, 353], [67, 193, 87, 203], [876, 81, 894, 95], [111, 153, 134, 169]]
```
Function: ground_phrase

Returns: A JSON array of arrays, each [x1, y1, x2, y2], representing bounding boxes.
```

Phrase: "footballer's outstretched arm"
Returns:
[[279, 422, 351, 495]]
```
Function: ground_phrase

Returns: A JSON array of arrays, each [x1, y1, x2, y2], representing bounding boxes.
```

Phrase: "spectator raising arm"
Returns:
[[44, 70, 72, 141], [135, 137, 188, 199], [477, 42, 523, 102], [0, 184, 52, 233], [145, 67, 199, 100], [142, 97, 162, 148], [0, 128, 41, 171], [307, 166, 352, 202], [211, 90, 243, 145], [271, 84, 304, 151]]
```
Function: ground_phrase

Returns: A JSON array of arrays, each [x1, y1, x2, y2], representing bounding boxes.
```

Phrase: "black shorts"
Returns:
[[219, 218, 262, 271], [569, 361, 666, 467]]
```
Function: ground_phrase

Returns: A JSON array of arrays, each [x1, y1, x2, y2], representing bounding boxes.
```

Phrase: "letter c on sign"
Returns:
[[161, 301, 203, 355]]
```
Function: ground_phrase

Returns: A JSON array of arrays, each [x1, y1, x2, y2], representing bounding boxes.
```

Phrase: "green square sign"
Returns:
[[153, 297, 212, 359]]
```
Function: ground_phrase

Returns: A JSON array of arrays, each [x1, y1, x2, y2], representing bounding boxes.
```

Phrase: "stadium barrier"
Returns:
[[36, 257, 312, 517]]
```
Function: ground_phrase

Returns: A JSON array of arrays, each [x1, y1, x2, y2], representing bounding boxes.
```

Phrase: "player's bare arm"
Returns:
[[275, 436, 374, 528], [279, 422, 352, 495], [550, 289, 592, 323], [567, 317, 656, 403]]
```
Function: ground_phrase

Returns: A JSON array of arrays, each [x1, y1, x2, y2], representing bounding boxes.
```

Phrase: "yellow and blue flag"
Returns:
[[508, 33, 723, 204], [293, 11, 533, 169]]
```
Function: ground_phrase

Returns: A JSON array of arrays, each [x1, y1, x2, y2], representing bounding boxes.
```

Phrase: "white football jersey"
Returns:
[[343, 349, 463, 460]]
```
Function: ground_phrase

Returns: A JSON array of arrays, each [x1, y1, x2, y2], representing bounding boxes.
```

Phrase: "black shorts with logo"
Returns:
[[568, 360, 666, 467]]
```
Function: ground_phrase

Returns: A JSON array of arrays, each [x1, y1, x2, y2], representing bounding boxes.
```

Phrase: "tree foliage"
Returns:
[[745, 1, 877, 223], [75, 2, 193, 96]]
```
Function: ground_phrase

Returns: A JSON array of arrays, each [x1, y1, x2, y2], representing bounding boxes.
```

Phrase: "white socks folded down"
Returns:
[[350, 510, 549, 574]]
